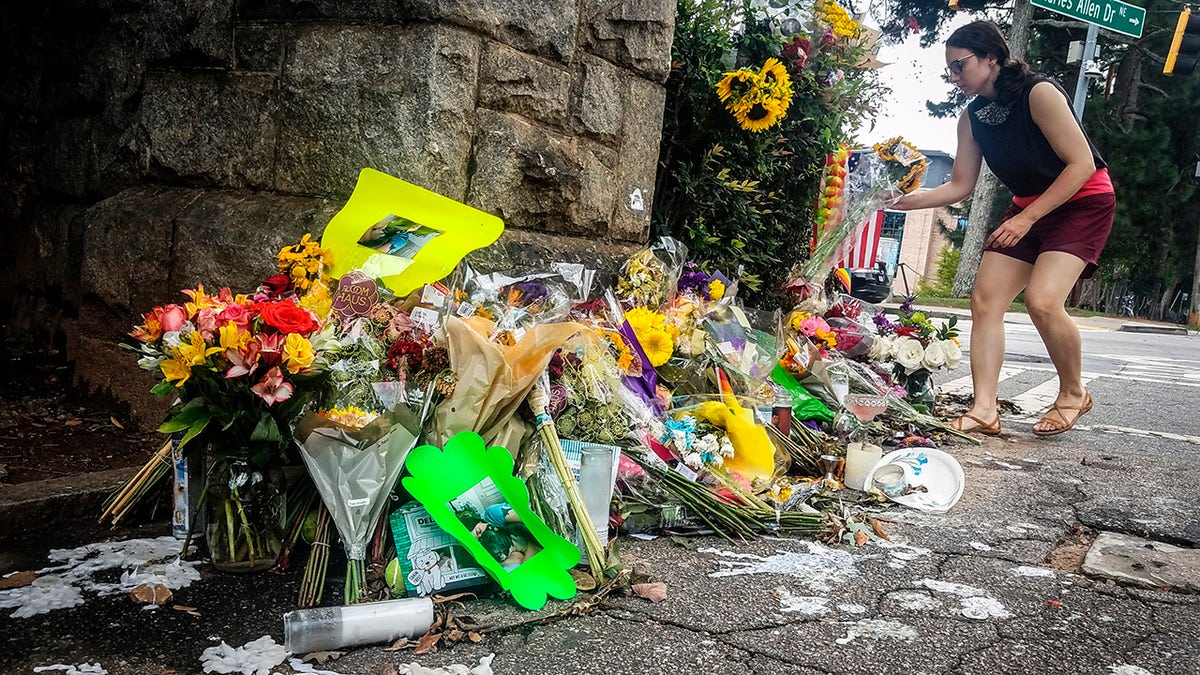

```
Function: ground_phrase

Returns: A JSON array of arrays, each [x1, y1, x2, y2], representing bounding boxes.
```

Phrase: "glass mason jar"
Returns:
[[204, 454, 286, 573]]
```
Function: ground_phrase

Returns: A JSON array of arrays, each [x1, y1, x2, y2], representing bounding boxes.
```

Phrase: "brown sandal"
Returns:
[[951, 413, 1002, 436], [1033, 392, 1094, 437]]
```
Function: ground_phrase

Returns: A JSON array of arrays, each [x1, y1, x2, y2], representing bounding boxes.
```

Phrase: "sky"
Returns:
[[856, 12, 978, 155]]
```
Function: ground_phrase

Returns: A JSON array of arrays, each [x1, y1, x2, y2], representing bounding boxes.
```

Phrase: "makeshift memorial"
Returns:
[[320, 168, 504, 296], [402, 431, 580, 611]]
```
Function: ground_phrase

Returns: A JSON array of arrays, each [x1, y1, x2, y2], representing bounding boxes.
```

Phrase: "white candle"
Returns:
[[843, 442, 882, 491]]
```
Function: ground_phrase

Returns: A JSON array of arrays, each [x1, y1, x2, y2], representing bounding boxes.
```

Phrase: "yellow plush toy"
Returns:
[[692, 370, 775, 481]]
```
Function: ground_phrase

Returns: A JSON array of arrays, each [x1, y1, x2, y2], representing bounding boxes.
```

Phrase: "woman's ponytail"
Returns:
[[994, 57, 1033, 102]]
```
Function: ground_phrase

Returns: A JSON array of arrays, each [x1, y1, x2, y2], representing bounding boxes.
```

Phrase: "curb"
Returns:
[[0, 466, 137, 539], [1118, 323, 1190, 336]]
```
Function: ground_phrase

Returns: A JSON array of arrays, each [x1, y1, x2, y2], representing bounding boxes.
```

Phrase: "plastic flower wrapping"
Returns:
[[804, 137, 928, 281]]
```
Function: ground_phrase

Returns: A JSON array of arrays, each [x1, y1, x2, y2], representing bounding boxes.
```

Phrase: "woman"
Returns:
[[892, 20, 1115, 436]]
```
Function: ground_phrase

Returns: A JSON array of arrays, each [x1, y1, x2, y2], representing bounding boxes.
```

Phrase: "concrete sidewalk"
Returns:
[[883, 302, 1191, 335]]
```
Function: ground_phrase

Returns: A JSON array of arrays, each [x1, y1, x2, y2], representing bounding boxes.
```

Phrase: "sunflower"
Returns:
[[638, 328, 674, 367], [735, 99, 786, 133], [715, 70, 759, 108], [759, 58, 793, 106]]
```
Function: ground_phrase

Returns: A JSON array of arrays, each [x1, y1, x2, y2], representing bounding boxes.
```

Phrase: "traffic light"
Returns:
[[1164, 8, 1200, 76]]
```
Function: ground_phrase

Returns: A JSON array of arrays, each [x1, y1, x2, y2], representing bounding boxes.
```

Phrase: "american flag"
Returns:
[[835, 210, 883, 270]]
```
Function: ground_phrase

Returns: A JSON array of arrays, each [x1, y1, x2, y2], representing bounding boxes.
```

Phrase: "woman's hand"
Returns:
[[986, 213, 1034, 248], [890, 193, 920, 211]]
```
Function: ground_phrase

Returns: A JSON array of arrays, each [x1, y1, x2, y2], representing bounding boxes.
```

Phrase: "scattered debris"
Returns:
[[631, 582, 667, 603], [0, 570, 37, 590], [834, 619, 918, 645], [31, 665, 107, 675], [395, 653, 495, 675], [130, 582, 173, 605]]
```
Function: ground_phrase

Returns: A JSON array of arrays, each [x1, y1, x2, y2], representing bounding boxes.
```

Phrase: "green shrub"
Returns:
[[916, 245, 960, 298]]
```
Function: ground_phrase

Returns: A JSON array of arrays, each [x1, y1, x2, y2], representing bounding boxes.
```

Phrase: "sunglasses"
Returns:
[[945, 54, 977, 77]]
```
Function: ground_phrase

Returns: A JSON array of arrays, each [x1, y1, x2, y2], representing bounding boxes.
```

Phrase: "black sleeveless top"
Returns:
[[967, 76, 1106, 198]]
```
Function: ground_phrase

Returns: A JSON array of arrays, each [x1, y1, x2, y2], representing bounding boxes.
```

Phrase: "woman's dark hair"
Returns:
[[947, 20, 1034, 102]]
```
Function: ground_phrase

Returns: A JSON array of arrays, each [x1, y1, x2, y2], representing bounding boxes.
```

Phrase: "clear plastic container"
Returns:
[[283, 597, 434, 654], [578, 445, 615, 548]]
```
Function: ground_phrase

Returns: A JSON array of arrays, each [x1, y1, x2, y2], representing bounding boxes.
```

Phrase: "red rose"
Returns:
[[261, 274, 291, 297], [895, 325, 919, 338], [258, 301, 318, 335]]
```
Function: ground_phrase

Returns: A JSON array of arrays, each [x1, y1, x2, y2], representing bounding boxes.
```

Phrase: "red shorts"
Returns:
[[986, 192, 1115, 279]]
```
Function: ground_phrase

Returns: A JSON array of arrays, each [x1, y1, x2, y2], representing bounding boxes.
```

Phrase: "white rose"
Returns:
[[942, 339, 963, 369], [893, 337, 926, 374], [683, 452, 703, 470], [922, 340, 947, 370], [868, 334, 894, 361]]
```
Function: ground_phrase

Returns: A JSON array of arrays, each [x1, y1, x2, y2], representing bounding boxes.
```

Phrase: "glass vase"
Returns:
[[204, 454, 286, 573]]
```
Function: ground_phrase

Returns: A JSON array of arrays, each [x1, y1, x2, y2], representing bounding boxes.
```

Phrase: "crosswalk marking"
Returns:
[[939, 366, 1025, 396], [935, 364, 1200, 445]]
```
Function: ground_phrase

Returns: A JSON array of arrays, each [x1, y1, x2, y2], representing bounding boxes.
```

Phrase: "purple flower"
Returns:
[[678, 269, 710, 296]]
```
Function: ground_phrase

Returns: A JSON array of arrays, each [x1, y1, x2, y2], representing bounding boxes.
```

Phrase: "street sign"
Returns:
[[1031, 0, 1146, 39]]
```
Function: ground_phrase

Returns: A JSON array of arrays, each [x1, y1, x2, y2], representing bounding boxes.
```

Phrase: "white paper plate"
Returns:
[[863, 447, 965, 513]]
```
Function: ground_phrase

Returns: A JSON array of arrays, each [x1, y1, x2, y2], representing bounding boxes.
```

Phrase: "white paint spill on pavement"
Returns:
[[920, 578, 1012, 621], [960, 596, 1013, 620], [1108, 666, 1155, 675], [700, 542, 862, 593], [838, 603, 868, 614], [1012, 565, 1056, 578], [397, 654, 496, 675], [889, 590, 942, 611], [32, 665, 107, 675], [970, 542, 992, 551], [835, 619, 919, 645], [0, 537, 201, 618], [774, 587, 829, 615], [199, 635, 287, 675], [920, 578, 986, 597]]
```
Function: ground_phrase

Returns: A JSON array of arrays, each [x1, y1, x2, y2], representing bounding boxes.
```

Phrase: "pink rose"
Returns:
[[217, 303, 252, 331], [157, 304, 187, 333], [195, 308, 218, 340]]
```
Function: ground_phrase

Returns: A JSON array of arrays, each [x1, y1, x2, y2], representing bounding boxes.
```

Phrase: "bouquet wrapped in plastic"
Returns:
[[805, 138, 927, 281]]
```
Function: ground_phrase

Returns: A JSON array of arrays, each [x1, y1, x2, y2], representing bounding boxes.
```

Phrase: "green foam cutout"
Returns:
[[401, 431, 579, 610]]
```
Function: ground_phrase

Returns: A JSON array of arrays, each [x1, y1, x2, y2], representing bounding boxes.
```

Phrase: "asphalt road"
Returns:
[[1, 317, 1197, 675]]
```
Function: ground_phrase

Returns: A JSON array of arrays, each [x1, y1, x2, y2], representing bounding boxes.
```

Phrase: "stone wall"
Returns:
[[0, 1, 674, 426]]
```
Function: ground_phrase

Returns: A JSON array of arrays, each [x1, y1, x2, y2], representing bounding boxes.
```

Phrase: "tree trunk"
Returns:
[[1190, 220, 1200, 328], [950, 0, 1032, 298]]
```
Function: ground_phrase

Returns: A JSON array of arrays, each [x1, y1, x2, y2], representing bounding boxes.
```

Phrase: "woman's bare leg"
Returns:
[[1023, 251, 1091, 433], [957, 252, 1033, 427]]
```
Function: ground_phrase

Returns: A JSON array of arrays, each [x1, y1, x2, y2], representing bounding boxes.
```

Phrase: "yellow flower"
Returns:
[[182, 284, 222, 318], [639, 328, 674, 367], [160, 356, 194, 387], [176, 331, 220, 366], [759, 58, 793, 106], [283, 333, 316, 373], [324, 405, 377, 429], [624, 306, 666, 334], [300, 279, 333, 320], [815, 328, 838, 349], [715, 70, 759, 105], [735, 100, 785, 133], [218, 321, 250, 351], [708, 279, 726, 300]]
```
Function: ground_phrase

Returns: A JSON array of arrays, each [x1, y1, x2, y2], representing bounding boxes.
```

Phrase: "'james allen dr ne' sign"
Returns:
[[1031, 0, 1146, 39]]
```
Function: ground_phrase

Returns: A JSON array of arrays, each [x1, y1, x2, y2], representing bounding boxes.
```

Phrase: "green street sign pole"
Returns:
[[1030, 0, 1146, 39]]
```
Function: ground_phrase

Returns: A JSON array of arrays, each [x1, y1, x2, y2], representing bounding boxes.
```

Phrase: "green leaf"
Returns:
[[151, 380, 176, 397], [158, 400, 211, 434], [177, 415, 211, 449], [250, 414, 283, 444]]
